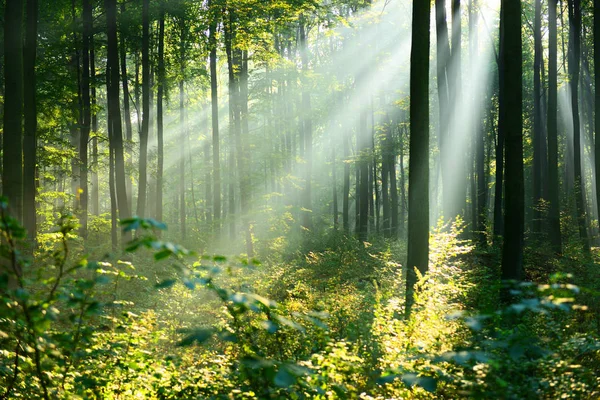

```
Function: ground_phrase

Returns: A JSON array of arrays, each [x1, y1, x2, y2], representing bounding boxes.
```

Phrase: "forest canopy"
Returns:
[[0, 0, 600, 398]]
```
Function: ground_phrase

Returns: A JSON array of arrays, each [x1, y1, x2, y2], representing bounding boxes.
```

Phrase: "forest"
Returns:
[[1, 0, 600, 398]]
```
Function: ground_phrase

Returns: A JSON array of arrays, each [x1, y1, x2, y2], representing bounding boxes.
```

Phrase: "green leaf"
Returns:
[[274, 367, 296, 388], [155, 279, 177, 289], [154, 249, 172, 261], [177, 328, 214, 346]]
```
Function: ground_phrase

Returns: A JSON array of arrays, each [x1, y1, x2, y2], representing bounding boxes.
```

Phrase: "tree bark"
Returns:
[[500, 0, 524, 283], [568, 0, 589, 251], [23, 0, 38, 239], [3, 0, 24, 221], [105, 0, 131, 245], [209, 0, 221, 232], [156, 4, 165, 224], [137, 0, 150, 218], [406, 0, 431, 316]]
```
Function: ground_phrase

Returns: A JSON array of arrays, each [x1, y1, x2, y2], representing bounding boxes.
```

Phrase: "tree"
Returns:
[[23, 0, 38, 240], [208, 0, 221, 233], [105, 0, 131, 244], [532, 0, 545, 235], [120, 1, 133, 212], [595, 0, 600, 236], [3, 0, 24, 222], [405, 0, 431, 316], [79, 0, 92, 238], [568, 0, 588, 251], [137, 0, 150, 218], [156, 2, 165, 225], [548, 0, 562, 253], [500, 0, 524, 283]]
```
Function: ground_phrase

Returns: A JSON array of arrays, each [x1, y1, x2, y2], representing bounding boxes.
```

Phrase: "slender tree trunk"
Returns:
[[343, 117, 350, 233], [500, 0, 524, 282], [119, 2, 133, 212], [595, 0, 600, 237], [494, 7, 505, 241], [396, 124, 404, 239], [209, 0, 221, 232], [77, 0, 91, 238], [156, 4, 165, 224], [533, 0, 544, 235], [436, 0, 451, 223], [299, 19, 313, 230], [4, 0, 24, 221], [406, 0, 431, 316], [106, 0, 131, 245], [91, 34, 99, 216], [568, 0, 589, 251], [23, 0, 38, 239], [179, 25, 186, 241], [137, 0, 150, 218], [382, 119, 391, 237]]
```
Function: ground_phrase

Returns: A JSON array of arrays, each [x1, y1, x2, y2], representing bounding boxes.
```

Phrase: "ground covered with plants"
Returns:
[[1, 201, 599, 399]]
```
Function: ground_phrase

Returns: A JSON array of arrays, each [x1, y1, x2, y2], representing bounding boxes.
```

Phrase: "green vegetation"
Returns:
[[2, 0, 600, 398], [1, 204, 599, 398]]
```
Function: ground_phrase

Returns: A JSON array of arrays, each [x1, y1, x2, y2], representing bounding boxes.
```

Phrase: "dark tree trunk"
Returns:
[[209, 0, 221, 232], [494, 6, 505, 241], [595, 0, 600, 238], [105, 0, 131, 245], [91, 34, 99, 215], [137, 0, 150, 218], [156, 4, 165, 224], [79, 0, 91, 239], [224, 11, 237, 241], [532, 0, 544, 235], [119, 1, 133, 211], [358, 107, 369, 242], [406, 0, 431, 316], [343, 117, 350, 233], [568, 0, 589, 251], [3, 0, 24, 221], [436, 0, 451, 223], [546, 0, 561, 253], [500, 0, 524, 282], [23, 0, 38, 240]]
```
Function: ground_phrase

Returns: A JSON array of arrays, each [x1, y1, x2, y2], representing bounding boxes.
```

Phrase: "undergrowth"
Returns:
[[0, 201, 599, 399]]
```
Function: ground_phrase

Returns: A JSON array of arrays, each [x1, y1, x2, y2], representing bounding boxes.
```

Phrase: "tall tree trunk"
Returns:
[[179, 25, 186, 241], [470, 0, 486, 244], [239, 49, 253, 257], [500, 0, 524, 282], [406, 0, 431, 316], [299, 19, 313, 230], [106, 0, 131, 245], [91, 34, 99, 216], [568, 0, 589, 251], [156, 4, 165, 224], [494, 6, 505, 241], [78, 0, 91, 238], [532, 0, 544, 235], [358, 108, 369, 242], [137, 0, 150, 218], [3, 0, 24, 221], [120, 1, 133, 211], [436, 0, 451, 223], [595, 0, 600, 238], [224, 10, 238, 241], [343, 116, 350, 233], [209, 0, 221, 232], [382, 118, 391, 237], [23, 0, 38, 240]]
